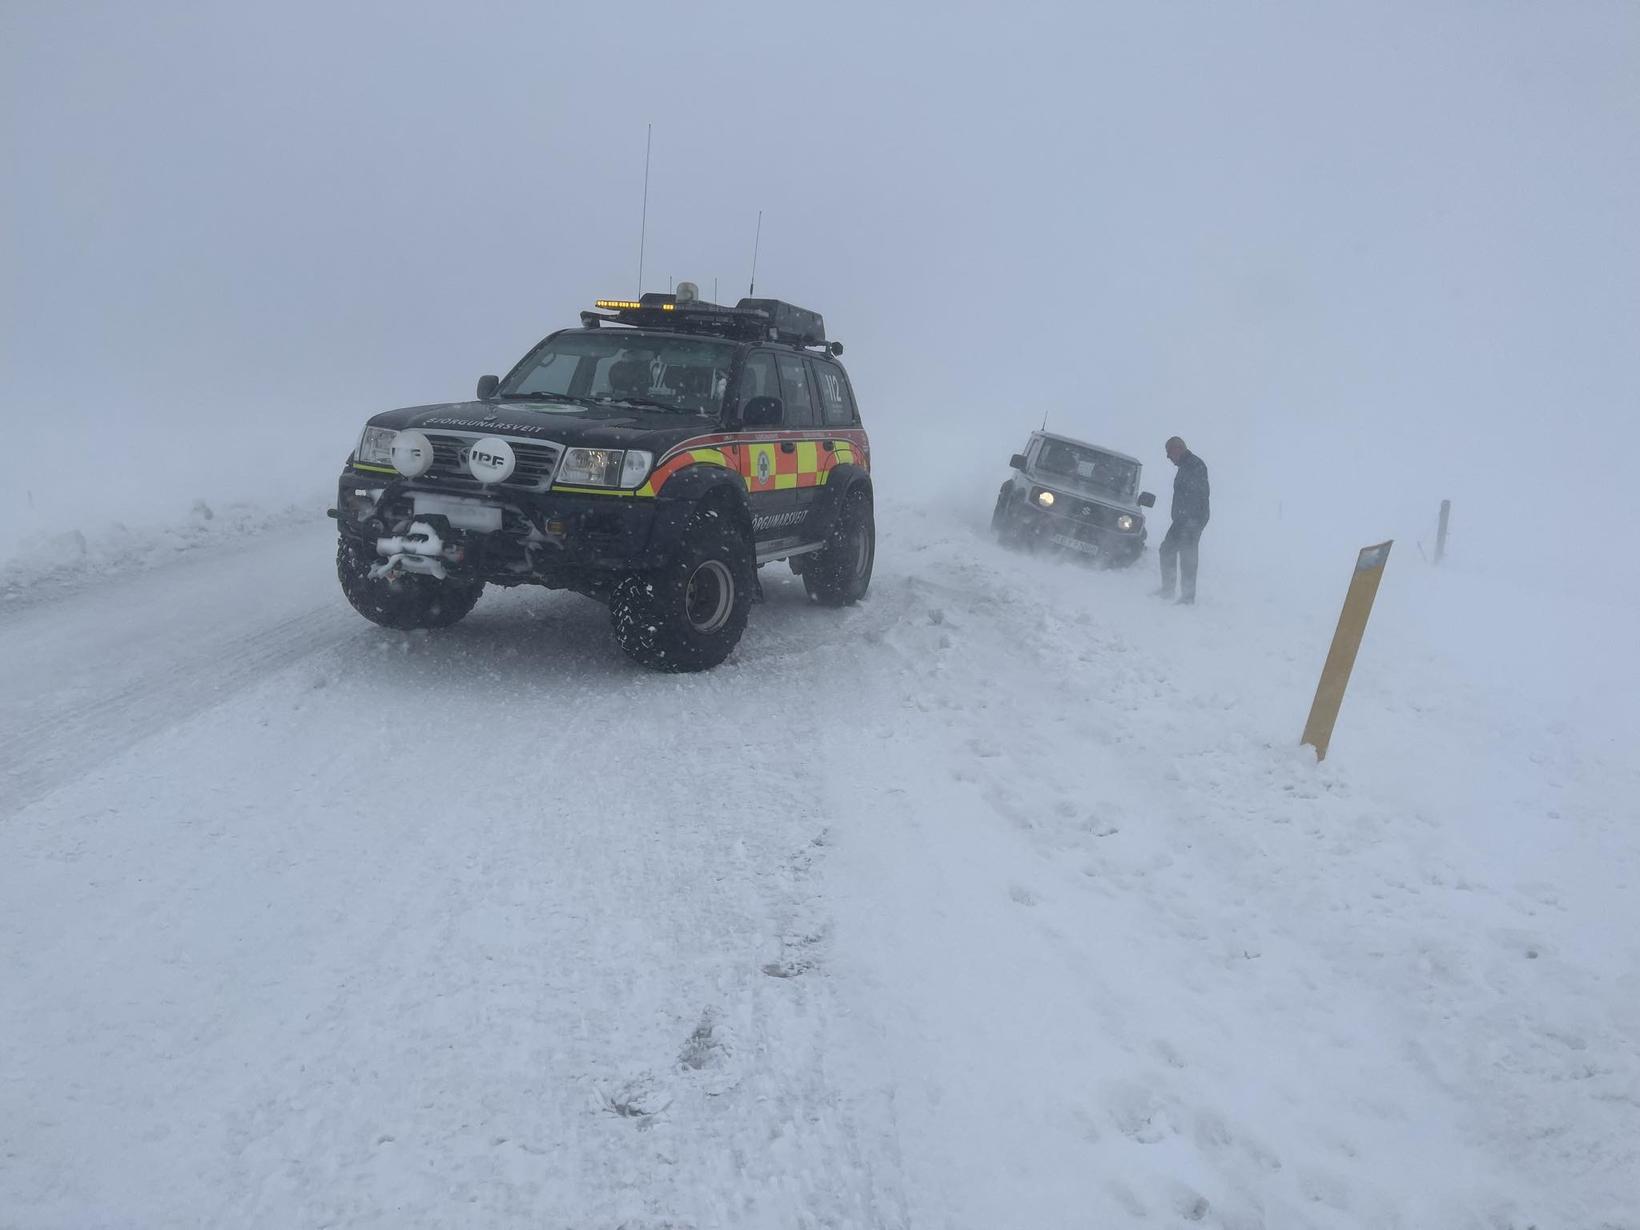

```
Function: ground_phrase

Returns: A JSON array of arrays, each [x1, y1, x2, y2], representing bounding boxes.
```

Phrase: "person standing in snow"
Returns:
[[1155, 436, 1210, 605]]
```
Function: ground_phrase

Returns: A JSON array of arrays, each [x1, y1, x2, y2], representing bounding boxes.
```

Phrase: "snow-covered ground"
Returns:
[[2, 496, 1636, 1229]]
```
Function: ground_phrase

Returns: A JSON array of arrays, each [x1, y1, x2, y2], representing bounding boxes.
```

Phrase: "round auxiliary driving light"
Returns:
[[1117, 514, 1136, 531], [466, 435, 517, 484], [1036, 490, 1055, 508], [391, 430, 435, 478]]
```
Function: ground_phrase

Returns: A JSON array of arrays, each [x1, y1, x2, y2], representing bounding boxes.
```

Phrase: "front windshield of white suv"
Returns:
[[1036, 439, 1139, 500], [499, 332, 736, 416]]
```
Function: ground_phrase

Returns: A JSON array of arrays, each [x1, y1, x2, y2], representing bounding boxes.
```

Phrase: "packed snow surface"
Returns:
[[2, 500, 1636, 1229]]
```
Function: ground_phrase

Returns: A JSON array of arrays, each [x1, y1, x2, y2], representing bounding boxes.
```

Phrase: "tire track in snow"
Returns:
[[1, 604, 359, 818], [4, 574, 914, 1227]]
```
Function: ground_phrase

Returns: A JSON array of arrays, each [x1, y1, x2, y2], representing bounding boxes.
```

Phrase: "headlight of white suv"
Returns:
[[356, 426, 398, 466], [556, 447, 654, 489]]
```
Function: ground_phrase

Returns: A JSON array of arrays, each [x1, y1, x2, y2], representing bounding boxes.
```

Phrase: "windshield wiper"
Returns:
[[590, 396, 698, 414], [495, 391, 589, 405]]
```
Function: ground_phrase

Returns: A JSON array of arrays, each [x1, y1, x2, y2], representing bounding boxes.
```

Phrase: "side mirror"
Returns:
[[1009, 453, 1027, 471], [743, 395, 784, 427], [1138, 491, 1156, 508], [476, 374, 500, 400]]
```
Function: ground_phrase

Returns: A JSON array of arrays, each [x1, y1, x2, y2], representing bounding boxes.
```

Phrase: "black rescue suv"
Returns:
[[330, 285, 874, 671], [991, 430, 1156, 566]]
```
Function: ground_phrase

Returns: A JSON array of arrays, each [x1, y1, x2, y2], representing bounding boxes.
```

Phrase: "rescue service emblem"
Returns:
[[756, 449, 772, 486]]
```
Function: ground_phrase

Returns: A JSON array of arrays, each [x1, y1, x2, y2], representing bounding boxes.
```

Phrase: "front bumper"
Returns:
[[333, 468, 683, 588], [1016, 502, 1146, 561]]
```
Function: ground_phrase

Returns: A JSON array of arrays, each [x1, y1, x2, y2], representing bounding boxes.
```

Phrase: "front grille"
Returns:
[[422, 432, 560, 491], [1074, 501, 1141, 527], [1072, 501, 1115, 527]]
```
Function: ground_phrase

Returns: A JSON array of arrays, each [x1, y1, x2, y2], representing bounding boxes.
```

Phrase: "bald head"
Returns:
[[1165, 436, 1187, 464]]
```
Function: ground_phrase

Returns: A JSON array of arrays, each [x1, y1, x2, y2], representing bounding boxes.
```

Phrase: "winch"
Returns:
[[372, 519, 463, 580]]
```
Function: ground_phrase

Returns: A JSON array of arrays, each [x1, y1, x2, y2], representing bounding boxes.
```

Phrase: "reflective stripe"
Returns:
[[553, 484, 640, 497], [423, 432, 869, 500]]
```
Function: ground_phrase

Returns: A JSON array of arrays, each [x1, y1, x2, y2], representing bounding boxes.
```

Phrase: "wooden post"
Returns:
[[1302, 541, 1393, 761], [1434, 499, 1451, 565]]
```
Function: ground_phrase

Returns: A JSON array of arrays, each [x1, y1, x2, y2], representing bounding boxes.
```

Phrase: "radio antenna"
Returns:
[[637, 123, 652, 295], [748, 210, 763, 296]]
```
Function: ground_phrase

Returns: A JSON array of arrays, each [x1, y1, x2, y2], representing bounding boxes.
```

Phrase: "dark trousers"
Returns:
[[1158, 520, 1204, 598]]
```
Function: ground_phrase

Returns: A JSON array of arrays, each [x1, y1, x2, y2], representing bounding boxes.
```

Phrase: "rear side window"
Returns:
[[810, 360, 857, 426], [776, 354, 818, 427]]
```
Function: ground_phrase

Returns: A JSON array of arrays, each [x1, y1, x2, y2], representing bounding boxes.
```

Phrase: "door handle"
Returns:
[[780, 441, 796, 454]]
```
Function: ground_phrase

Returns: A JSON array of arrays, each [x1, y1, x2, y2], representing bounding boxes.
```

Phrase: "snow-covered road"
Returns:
[[3, 502, 1636, 1228]]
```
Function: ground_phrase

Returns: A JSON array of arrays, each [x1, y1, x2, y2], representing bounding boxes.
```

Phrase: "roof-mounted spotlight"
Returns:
[[587, 293, 831, 348]]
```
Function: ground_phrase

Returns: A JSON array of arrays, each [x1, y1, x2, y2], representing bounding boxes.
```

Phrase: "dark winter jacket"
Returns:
[[1171, 451, 1210, 525]]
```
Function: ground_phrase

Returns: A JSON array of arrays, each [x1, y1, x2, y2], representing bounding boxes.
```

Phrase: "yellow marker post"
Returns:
[[1302, 540, 1393, 762]]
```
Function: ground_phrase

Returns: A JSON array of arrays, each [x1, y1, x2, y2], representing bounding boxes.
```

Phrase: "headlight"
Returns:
[[357, 426, 398, 466], [1035, 489, 1055, 508], [556, 447, 654, 489], [1117, 514, 1136, 531]]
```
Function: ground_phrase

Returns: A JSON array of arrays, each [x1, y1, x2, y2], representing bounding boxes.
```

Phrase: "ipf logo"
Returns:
[[755, 449, 772, 486]]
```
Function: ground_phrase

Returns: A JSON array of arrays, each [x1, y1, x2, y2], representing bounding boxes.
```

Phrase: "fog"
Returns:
[[4, 1, 1636, 596]]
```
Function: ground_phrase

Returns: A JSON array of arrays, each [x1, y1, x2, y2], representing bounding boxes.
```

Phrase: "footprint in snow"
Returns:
[[1493, 927, 1551, 961], [678, 1011, 725, 1071], [1009, 883, 1040, 907], [1167, 1183, 1210, 1222], [602, 1075, 671, 1126], [1103, 1079, 1175, 1145]]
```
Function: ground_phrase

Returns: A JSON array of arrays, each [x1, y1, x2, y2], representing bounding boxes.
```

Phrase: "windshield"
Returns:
[[499, 331, 736, 416], [1035, 439, 1139, 500]]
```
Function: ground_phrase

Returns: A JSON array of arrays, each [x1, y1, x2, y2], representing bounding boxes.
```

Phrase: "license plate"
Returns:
[[1050, 532, 1100, 556], [412, 494, 502, 532]]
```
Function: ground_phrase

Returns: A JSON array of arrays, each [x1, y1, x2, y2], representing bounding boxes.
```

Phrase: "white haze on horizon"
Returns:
[[2, 1, 1635, 603]]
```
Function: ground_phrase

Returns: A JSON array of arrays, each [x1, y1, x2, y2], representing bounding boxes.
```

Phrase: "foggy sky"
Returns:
[[3, 1, 1636, 592]]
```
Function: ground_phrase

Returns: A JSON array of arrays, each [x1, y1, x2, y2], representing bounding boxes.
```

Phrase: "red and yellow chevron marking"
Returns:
[[741, 437, 865, 492], [552, 431, 868, 498], [635, 447, 731, 497]]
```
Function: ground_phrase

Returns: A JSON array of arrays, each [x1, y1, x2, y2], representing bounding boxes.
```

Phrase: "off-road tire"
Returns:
[[610, 506, 753, 672], [336, 538, 484, 630], [803, 488, 875, 606], [991, 484, 1018, 542]]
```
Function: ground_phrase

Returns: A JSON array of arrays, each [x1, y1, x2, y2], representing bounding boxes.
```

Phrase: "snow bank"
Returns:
[[0, 498, 324, 606]]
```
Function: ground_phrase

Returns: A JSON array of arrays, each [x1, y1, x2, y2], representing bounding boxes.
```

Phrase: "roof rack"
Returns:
[[582, 289, 842, 354]]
